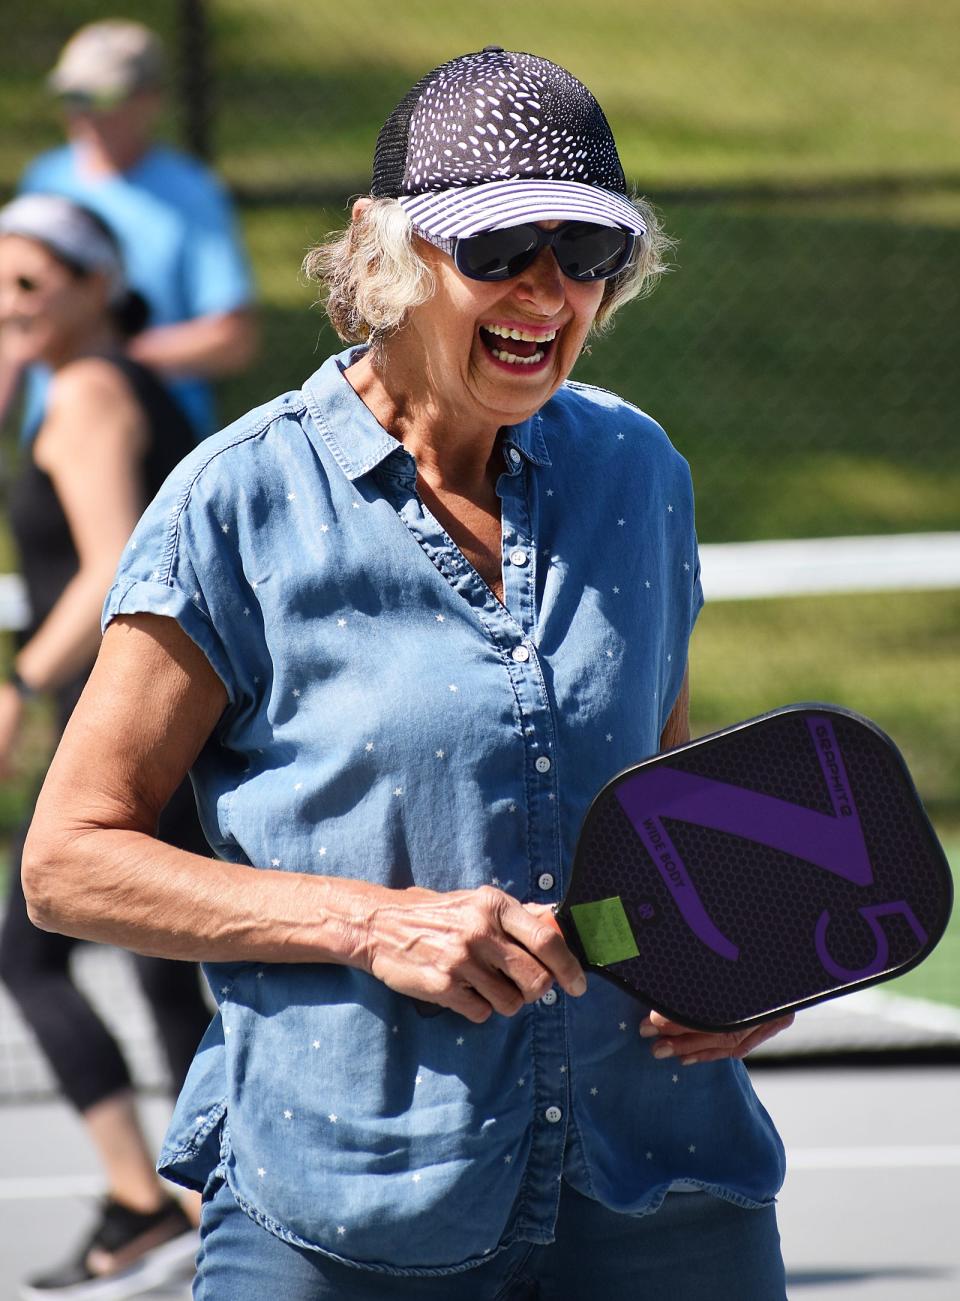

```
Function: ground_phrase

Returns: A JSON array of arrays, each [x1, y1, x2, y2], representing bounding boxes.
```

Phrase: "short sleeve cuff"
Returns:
[[103, 577, 236, 704]]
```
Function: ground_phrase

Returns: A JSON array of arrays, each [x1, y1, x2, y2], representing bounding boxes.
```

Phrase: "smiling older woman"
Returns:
[[22, 49, 792, 1300]]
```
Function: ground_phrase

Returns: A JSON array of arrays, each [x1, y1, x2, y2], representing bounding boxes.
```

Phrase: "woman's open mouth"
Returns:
[[479, 324, 558, 371]]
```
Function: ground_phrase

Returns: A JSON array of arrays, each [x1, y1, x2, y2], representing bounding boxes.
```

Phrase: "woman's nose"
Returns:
[[513, 246, 566, 313]]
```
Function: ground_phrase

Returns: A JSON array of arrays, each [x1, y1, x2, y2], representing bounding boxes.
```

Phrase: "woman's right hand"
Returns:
[[362, 885, 587, 1023]]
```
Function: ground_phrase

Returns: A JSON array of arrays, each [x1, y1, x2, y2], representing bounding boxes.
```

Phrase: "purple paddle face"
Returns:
[[561, 706, 952, 1030]]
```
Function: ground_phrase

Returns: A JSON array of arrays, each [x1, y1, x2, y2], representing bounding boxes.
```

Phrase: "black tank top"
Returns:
[[9, 355, 198, 640]]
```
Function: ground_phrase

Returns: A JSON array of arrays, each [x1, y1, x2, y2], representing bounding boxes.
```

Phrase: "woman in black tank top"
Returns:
[[0, 195, 209, 1290]]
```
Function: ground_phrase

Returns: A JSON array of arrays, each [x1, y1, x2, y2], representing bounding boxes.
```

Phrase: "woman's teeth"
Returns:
[[484, 325, 558, 343], [492, 347, 545, 365], [481, 324, 557, 366]]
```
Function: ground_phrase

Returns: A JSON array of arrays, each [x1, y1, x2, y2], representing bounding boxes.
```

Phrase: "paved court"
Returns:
[[1, 1065, 957, 1299]]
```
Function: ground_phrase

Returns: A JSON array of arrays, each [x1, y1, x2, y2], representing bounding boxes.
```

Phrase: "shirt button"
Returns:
[[538, 872, 555, 891], [535, 756, 551, 774], [508, 448, 521, 465], [545, 1106, 563, 1124], [511, 645, 530, 663], [541, 989, 558, 1006], [509, 548, 528, 567]]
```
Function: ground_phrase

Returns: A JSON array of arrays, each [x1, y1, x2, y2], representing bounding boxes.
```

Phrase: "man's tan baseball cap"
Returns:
[[48, 21, 165, 105]]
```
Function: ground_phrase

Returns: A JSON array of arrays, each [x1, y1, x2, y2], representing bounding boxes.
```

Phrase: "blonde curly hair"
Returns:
[[303, 196, 673, 346]]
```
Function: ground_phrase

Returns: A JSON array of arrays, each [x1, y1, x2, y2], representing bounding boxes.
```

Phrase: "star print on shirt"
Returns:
[[617, 432, 625, 440], [271, 858, 280, 867], [456, 1036, 465, 1046], [329, 1114, 338, 1123], [287, 492, 296, 501], [448, 684, 459, 693], [283, 1110, 293, 1120], [337, 1225, 347, 1235], [318, 847, 327, 857], [365, 740, 374, 751], [292, 688, 301, 698], [668, 504, 674, 513], [220, 523, 230, 534], [688, 1144, 697, 1153], [336, 618, 347, 627], [393, 787, 404, 797], [435, 750, 445, 759], [617, 518, 625, 526], [412, 1172, 422, 1183], [435, 614, 445, 622], [546, 488, 554, 496], [590, 1087, 598, 1096], [257, 1167, 266, 1178]]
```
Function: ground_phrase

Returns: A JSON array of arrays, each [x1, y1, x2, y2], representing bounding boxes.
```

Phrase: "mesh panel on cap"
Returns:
[[370, 49, 626, 199]]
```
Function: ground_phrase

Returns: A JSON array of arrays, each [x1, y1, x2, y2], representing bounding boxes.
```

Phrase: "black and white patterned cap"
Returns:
[[371, 48, 645, 238]]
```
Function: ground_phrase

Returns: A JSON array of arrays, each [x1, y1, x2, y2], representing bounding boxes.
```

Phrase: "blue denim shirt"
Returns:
[[104, 347, 784, 1275]]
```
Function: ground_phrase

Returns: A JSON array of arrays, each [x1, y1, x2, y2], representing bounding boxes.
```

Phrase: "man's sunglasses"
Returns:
[[421, 221, 636, 283]]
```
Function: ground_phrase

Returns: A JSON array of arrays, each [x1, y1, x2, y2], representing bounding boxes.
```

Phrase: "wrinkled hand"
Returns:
[[0, 682, 25, 780], [640, 1009, 796, 1066], [364, 886, 586, 1023]]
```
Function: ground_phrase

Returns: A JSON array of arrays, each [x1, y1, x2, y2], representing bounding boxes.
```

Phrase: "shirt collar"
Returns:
[[301, 346, 553, 480]]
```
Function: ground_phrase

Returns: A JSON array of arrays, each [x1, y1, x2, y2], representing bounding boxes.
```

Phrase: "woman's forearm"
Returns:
[[22, 817, 378, 968]]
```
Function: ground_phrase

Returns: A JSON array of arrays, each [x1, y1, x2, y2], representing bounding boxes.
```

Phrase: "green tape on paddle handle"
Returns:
[[569, 897, 640, 967]]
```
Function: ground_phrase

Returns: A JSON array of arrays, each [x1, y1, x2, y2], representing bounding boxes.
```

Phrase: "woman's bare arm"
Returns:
[[659, 665, 691, 751], [14, 358, 146, 691], [23, 614, 585, 1022]]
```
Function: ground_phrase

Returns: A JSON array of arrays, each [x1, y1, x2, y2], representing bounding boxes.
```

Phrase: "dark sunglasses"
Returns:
[[433, 221, 635, 283]]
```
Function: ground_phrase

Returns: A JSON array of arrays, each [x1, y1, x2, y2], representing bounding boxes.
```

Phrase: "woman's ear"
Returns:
[[352, 196, 373, 222]]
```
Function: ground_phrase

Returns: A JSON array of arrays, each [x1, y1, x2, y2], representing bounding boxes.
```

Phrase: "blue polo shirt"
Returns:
[[103, 347, 784, 1275]]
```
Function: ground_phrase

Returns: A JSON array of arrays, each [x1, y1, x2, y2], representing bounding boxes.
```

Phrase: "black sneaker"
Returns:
[[20, 1196, 197, 1300]]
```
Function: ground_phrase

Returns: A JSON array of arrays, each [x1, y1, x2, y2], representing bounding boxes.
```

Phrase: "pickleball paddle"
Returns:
[[552, 704, 952, 1031]]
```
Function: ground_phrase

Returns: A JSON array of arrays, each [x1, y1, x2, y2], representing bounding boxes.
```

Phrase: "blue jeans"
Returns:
[[194, 1173, 786, 1300]]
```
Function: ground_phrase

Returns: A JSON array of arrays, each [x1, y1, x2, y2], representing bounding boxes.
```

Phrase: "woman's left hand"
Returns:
[[639, 1009, 795, 1066]]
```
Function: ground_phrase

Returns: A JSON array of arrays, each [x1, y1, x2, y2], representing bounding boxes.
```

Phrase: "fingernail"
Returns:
[[681, 1055, 699, 1066], [638, 1022, 659, 1038], [652, 1043, 674, 1059], [571, 975, 587, 996]]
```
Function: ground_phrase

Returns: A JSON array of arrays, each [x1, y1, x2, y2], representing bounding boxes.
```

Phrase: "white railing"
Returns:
[[2, 532, 959, 631]]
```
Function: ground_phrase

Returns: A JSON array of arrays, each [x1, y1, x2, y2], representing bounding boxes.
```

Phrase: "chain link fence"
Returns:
[[1, 3, 957, 1065]]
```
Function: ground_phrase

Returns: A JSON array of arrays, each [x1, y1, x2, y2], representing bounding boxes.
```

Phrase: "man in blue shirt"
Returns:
[[0, 19, 256, 442]]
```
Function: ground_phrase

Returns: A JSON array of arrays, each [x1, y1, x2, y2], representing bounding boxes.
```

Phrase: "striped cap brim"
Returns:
[[397, 178, 645, 239]]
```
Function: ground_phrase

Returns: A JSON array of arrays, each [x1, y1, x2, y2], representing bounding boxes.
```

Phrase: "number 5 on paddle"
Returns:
[[553, 704, 953, 1032]]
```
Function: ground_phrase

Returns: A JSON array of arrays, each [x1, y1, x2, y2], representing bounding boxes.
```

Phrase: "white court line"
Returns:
[[0, 1174, 103, 1200], [789, 1145, 960, 1171], [4, 1144, 960, 1199]]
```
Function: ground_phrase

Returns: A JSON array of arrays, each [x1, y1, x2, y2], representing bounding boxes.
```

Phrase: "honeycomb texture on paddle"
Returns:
[[565, 710, 951, 1028]]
